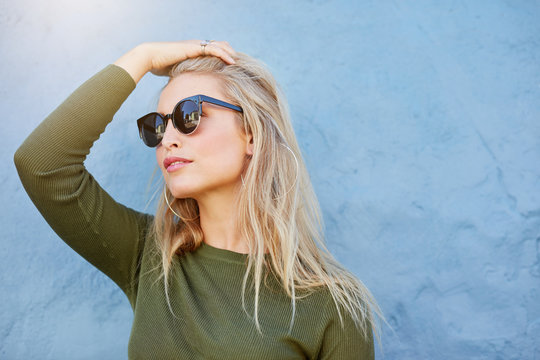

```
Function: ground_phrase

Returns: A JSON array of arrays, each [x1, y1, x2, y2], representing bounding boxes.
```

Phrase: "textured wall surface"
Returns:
[[2, 0, 539, 359]]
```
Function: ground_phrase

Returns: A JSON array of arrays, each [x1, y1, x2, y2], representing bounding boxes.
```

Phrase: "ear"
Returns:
[[245, 133, 254, 156]]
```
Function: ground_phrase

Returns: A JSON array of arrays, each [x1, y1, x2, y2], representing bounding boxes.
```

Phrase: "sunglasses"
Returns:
[[136, 94, 243, 147]]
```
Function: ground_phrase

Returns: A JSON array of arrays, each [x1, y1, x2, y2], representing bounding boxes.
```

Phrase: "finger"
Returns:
[[204, 43, 236, 64], [213, 41, 237, 57]]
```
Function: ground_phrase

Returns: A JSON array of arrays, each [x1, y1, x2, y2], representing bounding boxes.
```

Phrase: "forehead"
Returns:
[[158, 73, 226, 113]]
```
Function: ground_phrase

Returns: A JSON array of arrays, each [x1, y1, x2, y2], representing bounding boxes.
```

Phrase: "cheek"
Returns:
[[199, 127, 246, 171], [155, 147, 166, 173]]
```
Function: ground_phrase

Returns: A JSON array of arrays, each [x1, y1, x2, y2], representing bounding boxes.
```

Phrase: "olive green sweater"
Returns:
[[14, 64, 374, 359]]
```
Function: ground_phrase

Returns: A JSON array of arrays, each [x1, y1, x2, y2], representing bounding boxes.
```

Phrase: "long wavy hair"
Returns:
[[149, 53, 381, 340]]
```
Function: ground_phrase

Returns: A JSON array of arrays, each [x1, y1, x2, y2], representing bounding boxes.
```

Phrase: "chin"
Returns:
[[164, 180, 199, 199], [168, 187, 199, 200]]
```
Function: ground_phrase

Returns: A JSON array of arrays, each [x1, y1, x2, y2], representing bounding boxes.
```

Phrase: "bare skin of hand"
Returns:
[[113, 40, 237, 84]]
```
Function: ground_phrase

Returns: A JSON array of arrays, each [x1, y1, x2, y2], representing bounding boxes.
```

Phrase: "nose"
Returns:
[[160, 119, 183, 149]]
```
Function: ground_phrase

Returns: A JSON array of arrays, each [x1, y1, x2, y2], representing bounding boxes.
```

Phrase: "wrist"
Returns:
[[113, 44, 152, 84]]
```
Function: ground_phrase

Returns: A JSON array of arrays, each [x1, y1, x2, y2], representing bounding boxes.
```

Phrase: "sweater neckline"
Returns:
[[196, 242, 249, 265], [196, 242, 270, 265]]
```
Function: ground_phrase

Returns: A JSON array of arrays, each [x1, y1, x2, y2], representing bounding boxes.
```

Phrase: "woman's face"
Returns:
[[156, 73, 251, 200]]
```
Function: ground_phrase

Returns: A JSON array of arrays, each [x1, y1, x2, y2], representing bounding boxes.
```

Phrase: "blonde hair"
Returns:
[[149, 53, 382, 340]]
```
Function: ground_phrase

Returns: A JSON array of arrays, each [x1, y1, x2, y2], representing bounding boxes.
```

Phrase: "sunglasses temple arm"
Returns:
[[200, 95, 243, 113]]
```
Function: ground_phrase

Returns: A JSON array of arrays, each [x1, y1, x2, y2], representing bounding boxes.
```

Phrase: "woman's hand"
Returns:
[[113, 40, 236, 84]]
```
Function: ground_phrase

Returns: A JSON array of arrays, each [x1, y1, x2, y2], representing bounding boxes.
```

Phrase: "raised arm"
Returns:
[[13, 63, 149, 303]]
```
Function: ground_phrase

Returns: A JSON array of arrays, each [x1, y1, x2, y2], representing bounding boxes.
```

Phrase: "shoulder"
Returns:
[[314, 288, 375, 359]]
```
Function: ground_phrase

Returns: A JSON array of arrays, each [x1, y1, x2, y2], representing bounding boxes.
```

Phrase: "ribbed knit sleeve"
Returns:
[[13, 64, 152, 305]]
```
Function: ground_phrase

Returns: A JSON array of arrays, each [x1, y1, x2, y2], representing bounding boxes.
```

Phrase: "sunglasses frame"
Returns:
[[137, 94, 243, 147]]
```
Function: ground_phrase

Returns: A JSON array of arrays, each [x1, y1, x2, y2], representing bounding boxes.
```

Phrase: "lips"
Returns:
[[163, 156, 192, 171]]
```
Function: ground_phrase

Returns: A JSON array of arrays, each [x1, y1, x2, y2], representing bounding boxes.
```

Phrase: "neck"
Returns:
[[196, 186, 249, 254]]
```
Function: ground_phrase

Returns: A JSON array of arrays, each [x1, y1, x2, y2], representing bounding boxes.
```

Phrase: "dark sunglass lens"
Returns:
[[139, 114, 165, 147], [173, 100, 200, 134]]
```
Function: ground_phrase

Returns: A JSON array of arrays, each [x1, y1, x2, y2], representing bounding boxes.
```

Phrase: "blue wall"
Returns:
[[2, 0, 539, 359]]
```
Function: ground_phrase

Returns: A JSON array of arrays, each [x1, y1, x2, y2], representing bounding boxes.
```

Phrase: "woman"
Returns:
[[15, 40, 381, 359]]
